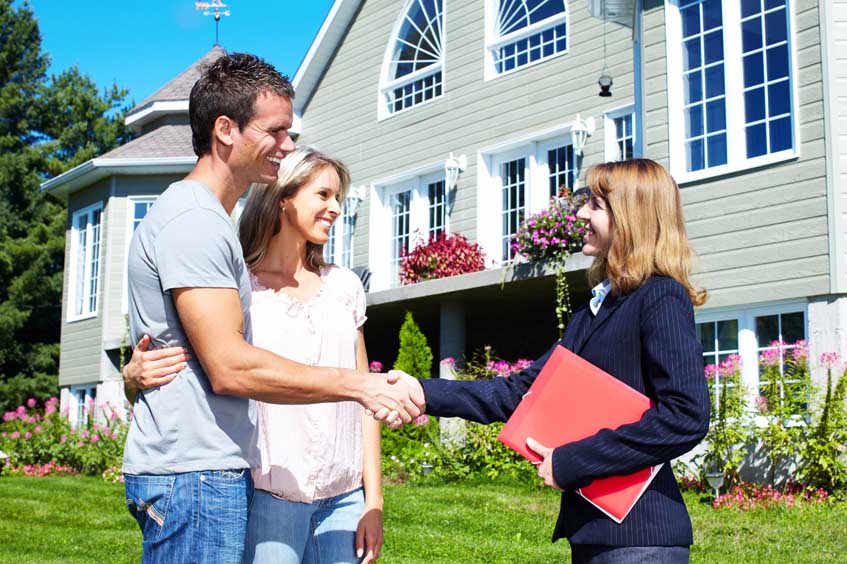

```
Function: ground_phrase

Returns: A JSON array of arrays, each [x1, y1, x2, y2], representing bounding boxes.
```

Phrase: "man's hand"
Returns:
[[360, 370, 425, 428], [122, 335, 190, 402], [526, 437, 562, 491]]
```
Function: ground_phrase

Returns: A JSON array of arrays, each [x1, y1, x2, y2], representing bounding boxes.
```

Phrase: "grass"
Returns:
[[0, 476, 845, 563]]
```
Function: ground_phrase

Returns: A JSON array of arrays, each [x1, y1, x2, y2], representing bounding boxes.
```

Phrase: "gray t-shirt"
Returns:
[[122, 180, 258, 475]]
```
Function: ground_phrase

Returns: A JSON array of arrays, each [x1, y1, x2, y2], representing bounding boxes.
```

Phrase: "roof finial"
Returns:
[[195, 1, 230, 46]]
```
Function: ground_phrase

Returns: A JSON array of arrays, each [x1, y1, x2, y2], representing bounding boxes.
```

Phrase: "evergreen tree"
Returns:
[[393, 312, 433, 380], [0, 0, 133, 410]]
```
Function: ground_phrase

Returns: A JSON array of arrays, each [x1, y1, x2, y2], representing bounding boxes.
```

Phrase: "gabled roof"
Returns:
[[125, 45, 226, 132], [291, 0, 362, 116]]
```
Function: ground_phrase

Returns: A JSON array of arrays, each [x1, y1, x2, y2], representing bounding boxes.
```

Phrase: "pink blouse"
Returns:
[[249, 266, 368, 503]]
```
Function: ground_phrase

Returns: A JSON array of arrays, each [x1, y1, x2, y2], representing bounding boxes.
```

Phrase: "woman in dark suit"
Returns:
[[420, 159, 710, 564]]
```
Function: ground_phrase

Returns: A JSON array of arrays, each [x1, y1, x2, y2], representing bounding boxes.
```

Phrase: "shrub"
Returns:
[[400, 233, 485, 285], [712, 481, 830, 510], [393, 311, 433, 380], [1, 397, 127, 477], [0, 372, 58, 413]]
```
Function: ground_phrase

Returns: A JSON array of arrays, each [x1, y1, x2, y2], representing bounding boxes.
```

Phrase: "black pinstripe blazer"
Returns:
[[421, 276, 710, 547]]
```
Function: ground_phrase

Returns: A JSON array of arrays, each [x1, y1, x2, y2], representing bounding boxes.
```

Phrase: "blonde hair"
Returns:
[[239, 146, 351, 272], [585, 159, 707, 306]]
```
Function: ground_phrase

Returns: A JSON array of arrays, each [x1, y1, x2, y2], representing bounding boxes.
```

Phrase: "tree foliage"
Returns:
[[0, 0, 134, 410], [393, 312, 433, 380]]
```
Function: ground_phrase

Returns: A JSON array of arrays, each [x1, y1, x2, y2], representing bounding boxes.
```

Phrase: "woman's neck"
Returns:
[[256, 228, 312, 278]]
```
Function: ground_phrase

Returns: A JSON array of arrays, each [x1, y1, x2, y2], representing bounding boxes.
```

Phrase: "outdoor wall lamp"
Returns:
[[570, 114, 596, 190], [444, 152, 467, 190], [346, 185, 368, 217]]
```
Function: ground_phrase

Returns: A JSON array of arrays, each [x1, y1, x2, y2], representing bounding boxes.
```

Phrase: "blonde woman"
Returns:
[[417, 159, 711, 563], [125, 147, 383, 564]]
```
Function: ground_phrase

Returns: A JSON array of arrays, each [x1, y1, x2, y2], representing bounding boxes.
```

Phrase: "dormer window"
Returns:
[[379, 0, 444, 119], [485, 0, 568, 79]]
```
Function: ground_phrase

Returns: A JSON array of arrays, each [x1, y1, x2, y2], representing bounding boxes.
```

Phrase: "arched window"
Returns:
[[486, 0, 568, 77], [380, 0, 444, 118]]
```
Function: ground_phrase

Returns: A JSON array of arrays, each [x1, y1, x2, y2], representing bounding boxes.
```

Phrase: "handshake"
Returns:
[[122, 335, 427, 427]]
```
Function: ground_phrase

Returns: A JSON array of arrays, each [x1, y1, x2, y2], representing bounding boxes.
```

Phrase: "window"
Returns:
[[478, 128, 577, 266], [695, 303, 806, 408], [666, 0, 796, 181], [325, 201, 355, 268], [71, 385, 97, 428], [123, 197, 157, 314], [604, 106, 636, 162], [69, 203, 103, 320], [380, 0, 444, 118], [500, 157, 527, 262], [428, 180, 447, 239], [391, 190, 412, 284], [486, 0, 568, 78]]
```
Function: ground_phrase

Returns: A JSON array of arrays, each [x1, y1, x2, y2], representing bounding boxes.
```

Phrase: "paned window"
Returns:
[[381, 0, 444, 116], [755, 311, 805, 400], [69, 204, 103, 320], [614, 114, 635, 161], [667, 0, 795, 180], [501, 157, 527, 262], [547, 145, 575, 198], [428, 180, 447, 239], [391, 191, 412, 283], [487, 0, 568, 76], [325, 201, 356, 268], [71, 386, 97, 428]]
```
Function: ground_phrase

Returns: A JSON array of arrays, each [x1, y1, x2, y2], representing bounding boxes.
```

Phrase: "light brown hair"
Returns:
[[585, 159, 707, 306], [238, 146, 351, 272]]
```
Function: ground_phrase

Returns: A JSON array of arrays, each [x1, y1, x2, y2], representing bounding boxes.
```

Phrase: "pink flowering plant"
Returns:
[[712, 480, 830, 511], [754, 340, 812, 486], [400, 233, 486, 285], [0, 397, 128, 478], [511, 191, 587, 336], [700, 354, 749, 488]]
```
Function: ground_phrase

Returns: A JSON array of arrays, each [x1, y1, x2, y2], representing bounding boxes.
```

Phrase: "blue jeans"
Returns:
[[571, 545, 690, 564], [244, 487, 365, 564], [125, 469, 253, 564]]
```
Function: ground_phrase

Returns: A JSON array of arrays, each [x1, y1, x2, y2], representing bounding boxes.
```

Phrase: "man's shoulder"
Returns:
[[144, 182, 232, 238]]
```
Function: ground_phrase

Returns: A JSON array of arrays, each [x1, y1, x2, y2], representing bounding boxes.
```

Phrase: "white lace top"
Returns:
[[249, 265, 368, 503]]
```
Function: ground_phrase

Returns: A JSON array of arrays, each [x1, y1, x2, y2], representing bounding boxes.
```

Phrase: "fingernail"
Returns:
[[357, 549, 363, 557]]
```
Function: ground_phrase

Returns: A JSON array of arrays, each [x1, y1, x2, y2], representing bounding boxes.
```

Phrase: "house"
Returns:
[[44, 1, 847, 425]]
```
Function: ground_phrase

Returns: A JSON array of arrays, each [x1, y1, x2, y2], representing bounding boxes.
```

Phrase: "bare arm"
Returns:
[[172, 287, 423, 420], [356, 328, 384, 563]]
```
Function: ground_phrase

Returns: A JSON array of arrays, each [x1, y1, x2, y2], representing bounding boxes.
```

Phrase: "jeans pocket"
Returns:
[[205, 468, 247, 482], [124, 475, 176, 541]]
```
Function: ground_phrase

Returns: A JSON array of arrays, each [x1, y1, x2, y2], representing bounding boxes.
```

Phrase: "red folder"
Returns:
[[497, 345, 662, 524]]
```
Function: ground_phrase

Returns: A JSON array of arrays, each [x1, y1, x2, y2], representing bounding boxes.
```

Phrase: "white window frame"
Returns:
[[68, 202, 104, 322], [378, 0, 446, 120], [665, 0, 800, 184], [476, 122, 578, 266], [604, 103, 636, 162], [484, 0, 569, 81], [122, 196, 157, 314], [695, 300, 807, 408], [70, 384, 97, 429], [369, 165, 452, 290]]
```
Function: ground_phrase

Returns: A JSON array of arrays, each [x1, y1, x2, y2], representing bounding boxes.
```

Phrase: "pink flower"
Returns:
[[33, 426, 42, 434], [791, 340, 808, 363], [110, 411, 119, 421], [0, 432, 6, 438], [704, 364, 718, 380], [10, 431, 20, 439], [26, 398, 36, 408], [15, 406, 25, 415], [2, 412, 15, 422], [760, 348, 781, 368], [60, 435, 67, 443], [820, 352, 840, 369], [414, 414, 430, 426], [368, 361, 383, 373], [755, 396, 769, 414], [440, 357, 456, 367], [512, 359, 533, 373], [90, 434, 100, 443], [24, 432, 32, 439], [111, 432, 119, 440], [81, 430, 89, 439]]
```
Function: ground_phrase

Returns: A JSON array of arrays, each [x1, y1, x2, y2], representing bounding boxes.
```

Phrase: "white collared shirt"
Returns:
[[589, 279, 612, 316]]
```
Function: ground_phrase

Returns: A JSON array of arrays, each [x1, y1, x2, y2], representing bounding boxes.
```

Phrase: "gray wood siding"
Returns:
[[59, 180, 110, 387], [831, 0, 847, 291], [298, 0, 636, 269], [642, 0, 830, 310], [101, 175, 182, 347]]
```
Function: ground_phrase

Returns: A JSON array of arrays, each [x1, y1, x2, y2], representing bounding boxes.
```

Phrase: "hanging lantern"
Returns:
[[598, 67, 613, 97]]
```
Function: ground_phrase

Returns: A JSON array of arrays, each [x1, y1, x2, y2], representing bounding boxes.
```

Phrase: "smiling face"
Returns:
[[279, 166, 343, 245], [230, 92, 295, 185], [576, 193, 613, 257]]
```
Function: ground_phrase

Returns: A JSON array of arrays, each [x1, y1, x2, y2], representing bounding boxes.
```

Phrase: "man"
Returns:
[[122, 53, 423, 563]]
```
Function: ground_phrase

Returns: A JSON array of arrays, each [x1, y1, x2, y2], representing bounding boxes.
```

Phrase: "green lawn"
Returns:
[[0, 477, 844, 563]]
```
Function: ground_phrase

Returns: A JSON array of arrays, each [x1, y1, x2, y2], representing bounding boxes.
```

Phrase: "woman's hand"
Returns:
[[123, 335, 190, 401], [355, 504, 384, 564], [527, 437, 562, 491]]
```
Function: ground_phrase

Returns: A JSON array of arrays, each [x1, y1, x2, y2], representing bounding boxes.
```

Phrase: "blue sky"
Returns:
[[29, 0, 336, 106]]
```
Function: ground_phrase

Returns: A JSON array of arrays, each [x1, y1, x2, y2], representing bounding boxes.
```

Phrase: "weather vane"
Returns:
[[195, 1, 230, 46]]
